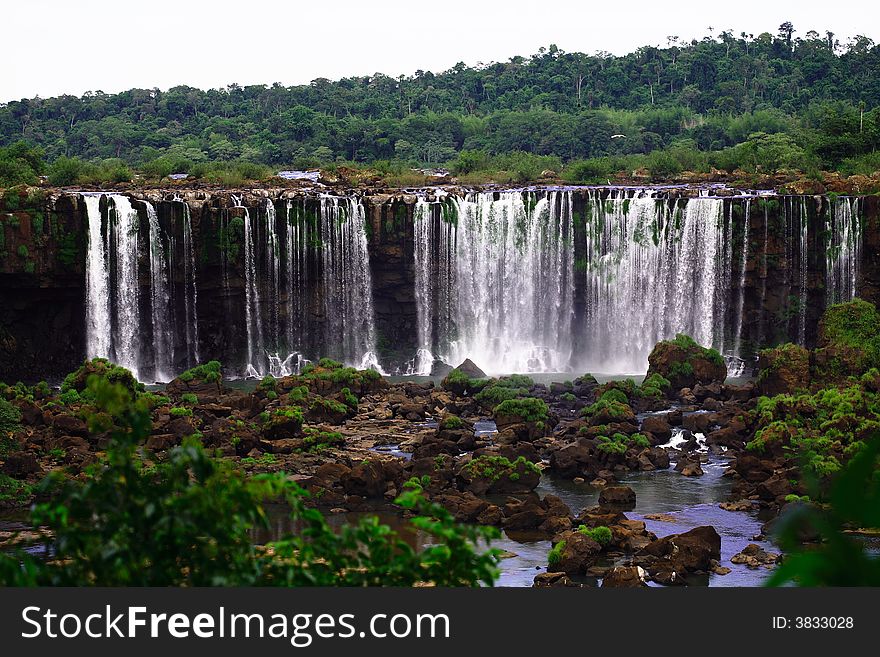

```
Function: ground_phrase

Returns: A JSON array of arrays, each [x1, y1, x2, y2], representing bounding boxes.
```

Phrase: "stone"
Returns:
[[598, 485, 636, 508], [756, 343, 810, 396], [640, 414, 672, 443], [1, 451, 41, 477], [638, 526, 721, 573], [602, 565, 648, 587]]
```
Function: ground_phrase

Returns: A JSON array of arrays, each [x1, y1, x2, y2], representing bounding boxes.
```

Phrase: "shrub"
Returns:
[[180, 393, 199, 405], [440, 415, 464, 430], [178, 361, 222, 384], [169, 406, 193, 418], [0, 398, 22, 435], [463, 455, 540, 483], [547, 540, 566, 567], [493, 397, 549, 423], [578, 525, 613, 545]]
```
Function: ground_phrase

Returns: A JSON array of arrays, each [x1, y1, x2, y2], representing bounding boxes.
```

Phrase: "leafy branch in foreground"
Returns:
[[766, 436, 880, 586], [0, 375, 500, 587]]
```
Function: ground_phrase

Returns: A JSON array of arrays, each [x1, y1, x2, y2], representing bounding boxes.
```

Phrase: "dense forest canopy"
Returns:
[[1, 23, 879, 184]]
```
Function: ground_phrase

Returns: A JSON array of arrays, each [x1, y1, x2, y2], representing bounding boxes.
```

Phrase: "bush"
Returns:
[[178, 361, 222, 384], [547, 540, 566, 567], [493, 397, 549, 423], [578, 525, 613, 545], [47, 156, 90, 186], [0, 398, 22, 435], [0, 378, 502, 586]]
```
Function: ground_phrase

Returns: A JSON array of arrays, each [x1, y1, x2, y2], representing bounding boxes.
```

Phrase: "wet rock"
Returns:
[[598, 485, 636, 508], [640, 415, 672, 443], [646, 336, 727, 390], [675, 457, 704, 477], [731, 543, 782, 568], [547, 531, 603, 576], [638, 525, 721, 574], [602, 565, 648, 587], [682, 412, 713, 434], [52, 414, 87, 436], [533, 572, 579, 587]]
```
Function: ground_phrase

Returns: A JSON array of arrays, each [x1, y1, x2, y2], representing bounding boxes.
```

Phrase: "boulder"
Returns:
[[547, 531, 603, 576], [645, 335, 727, 390], [598, 485, 636, 508], [0, 451, 41, 477], [756, 343, 810, 396], [638, 526, 721, 574], [640, 414, 672, 443], [602, 565, 648, 587]]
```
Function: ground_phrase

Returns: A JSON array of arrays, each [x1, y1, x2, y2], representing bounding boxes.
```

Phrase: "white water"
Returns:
[[826, 197, 861, 304], [84, 195, 111, 362], [320, 196, 383, 372], [580, 192, 726, 373], [180, 200, 200, 368], [146, 202, 174, 381], [242, 204, 265, 378]]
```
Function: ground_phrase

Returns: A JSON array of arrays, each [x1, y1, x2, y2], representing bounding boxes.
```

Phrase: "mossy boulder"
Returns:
[[813, 299, 880, 381], [756, 343, 810, 396], [441, 360, 488, 396], [61, 358, 144, 397], [645, 334, 726, 390], [166, 361, 225, 401], [456, 455, 541, 495]]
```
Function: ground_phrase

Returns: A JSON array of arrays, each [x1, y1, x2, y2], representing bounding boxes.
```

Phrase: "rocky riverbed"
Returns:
[[1, 329, 809, 587]]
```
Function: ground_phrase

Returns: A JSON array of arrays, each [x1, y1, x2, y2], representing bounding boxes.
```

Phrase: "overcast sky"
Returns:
[[3, 0, 878, 103]]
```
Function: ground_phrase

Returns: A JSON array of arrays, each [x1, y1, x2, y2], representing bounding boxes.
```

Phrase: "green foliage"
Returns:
[[639, 373, 672, 399], [474, 375, 534, 406], [577, 525, 613, 545], [0, 142, 45, 187], [0, 474, 31, 506], [0, 378, 501, 586], [180, 393, 199, 405], [767, 438, 880, 586], [581, 390, 633, 421], [0, 398, 22, 435], [302, 428, 345, 451], [747, 381, 880, 479], [177, 360, 222, 384], [463, 455, 540, 483], [440, 415, 464, 430], [61, 358, 144, 399], [339, 387, 358, 408], [493, 397, 549, 423], [16, 244, 28, 258], [596, 432, 648, 454], [547, 540, 566, 567], [288, 385, 309, 403], [169, 406, 193, 418], [818, 299, 880, 370]]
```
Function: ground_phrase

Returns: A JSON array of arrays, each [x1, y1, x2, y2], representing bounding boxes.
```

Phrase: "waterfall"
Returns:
[[426, 190, 575, 375], [319, 196, 382, 371], [579, 192, 726, 373], [146, 202, 173, 381], [83, 194, 142, 380], [84, 195, 111, 362], [412, 199, 436, 375], [825, 197, 861, 304], [285, 199, 307, 365], [180, 200, 200, 367], [241, 204, 265, 378], [731, 198, 751, 370]]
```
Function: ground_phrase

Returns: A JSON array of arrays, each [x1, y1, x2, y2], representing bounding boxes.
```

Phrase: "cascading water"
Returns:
[[83, 194, 142, 380], [84, 195, 111, 361], [580, 192, 726, 373], [145, 201, 174, 381], [826, 196, 861, 304], [417, 191, 574, 375], [180, 200, 200, 367], [319, 196, 383, 371], [241, 202, 265, 378]]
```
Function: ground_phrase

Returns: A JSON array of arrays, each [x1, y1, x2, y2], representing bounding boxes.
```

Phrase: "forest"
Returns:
[[1, 22, 880, 186]]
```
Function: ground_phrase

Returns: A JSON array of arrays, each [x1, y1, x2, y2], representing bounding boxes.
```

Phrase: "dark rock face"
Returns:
[[756, 343, 810, 396], [598, 485, 636, 508], [1, 189, 878, 382]]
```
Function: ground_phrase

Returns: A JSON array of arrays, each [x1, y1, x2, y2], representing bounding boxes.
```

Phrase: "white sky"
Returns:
[[2, 0, 878, 103]]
